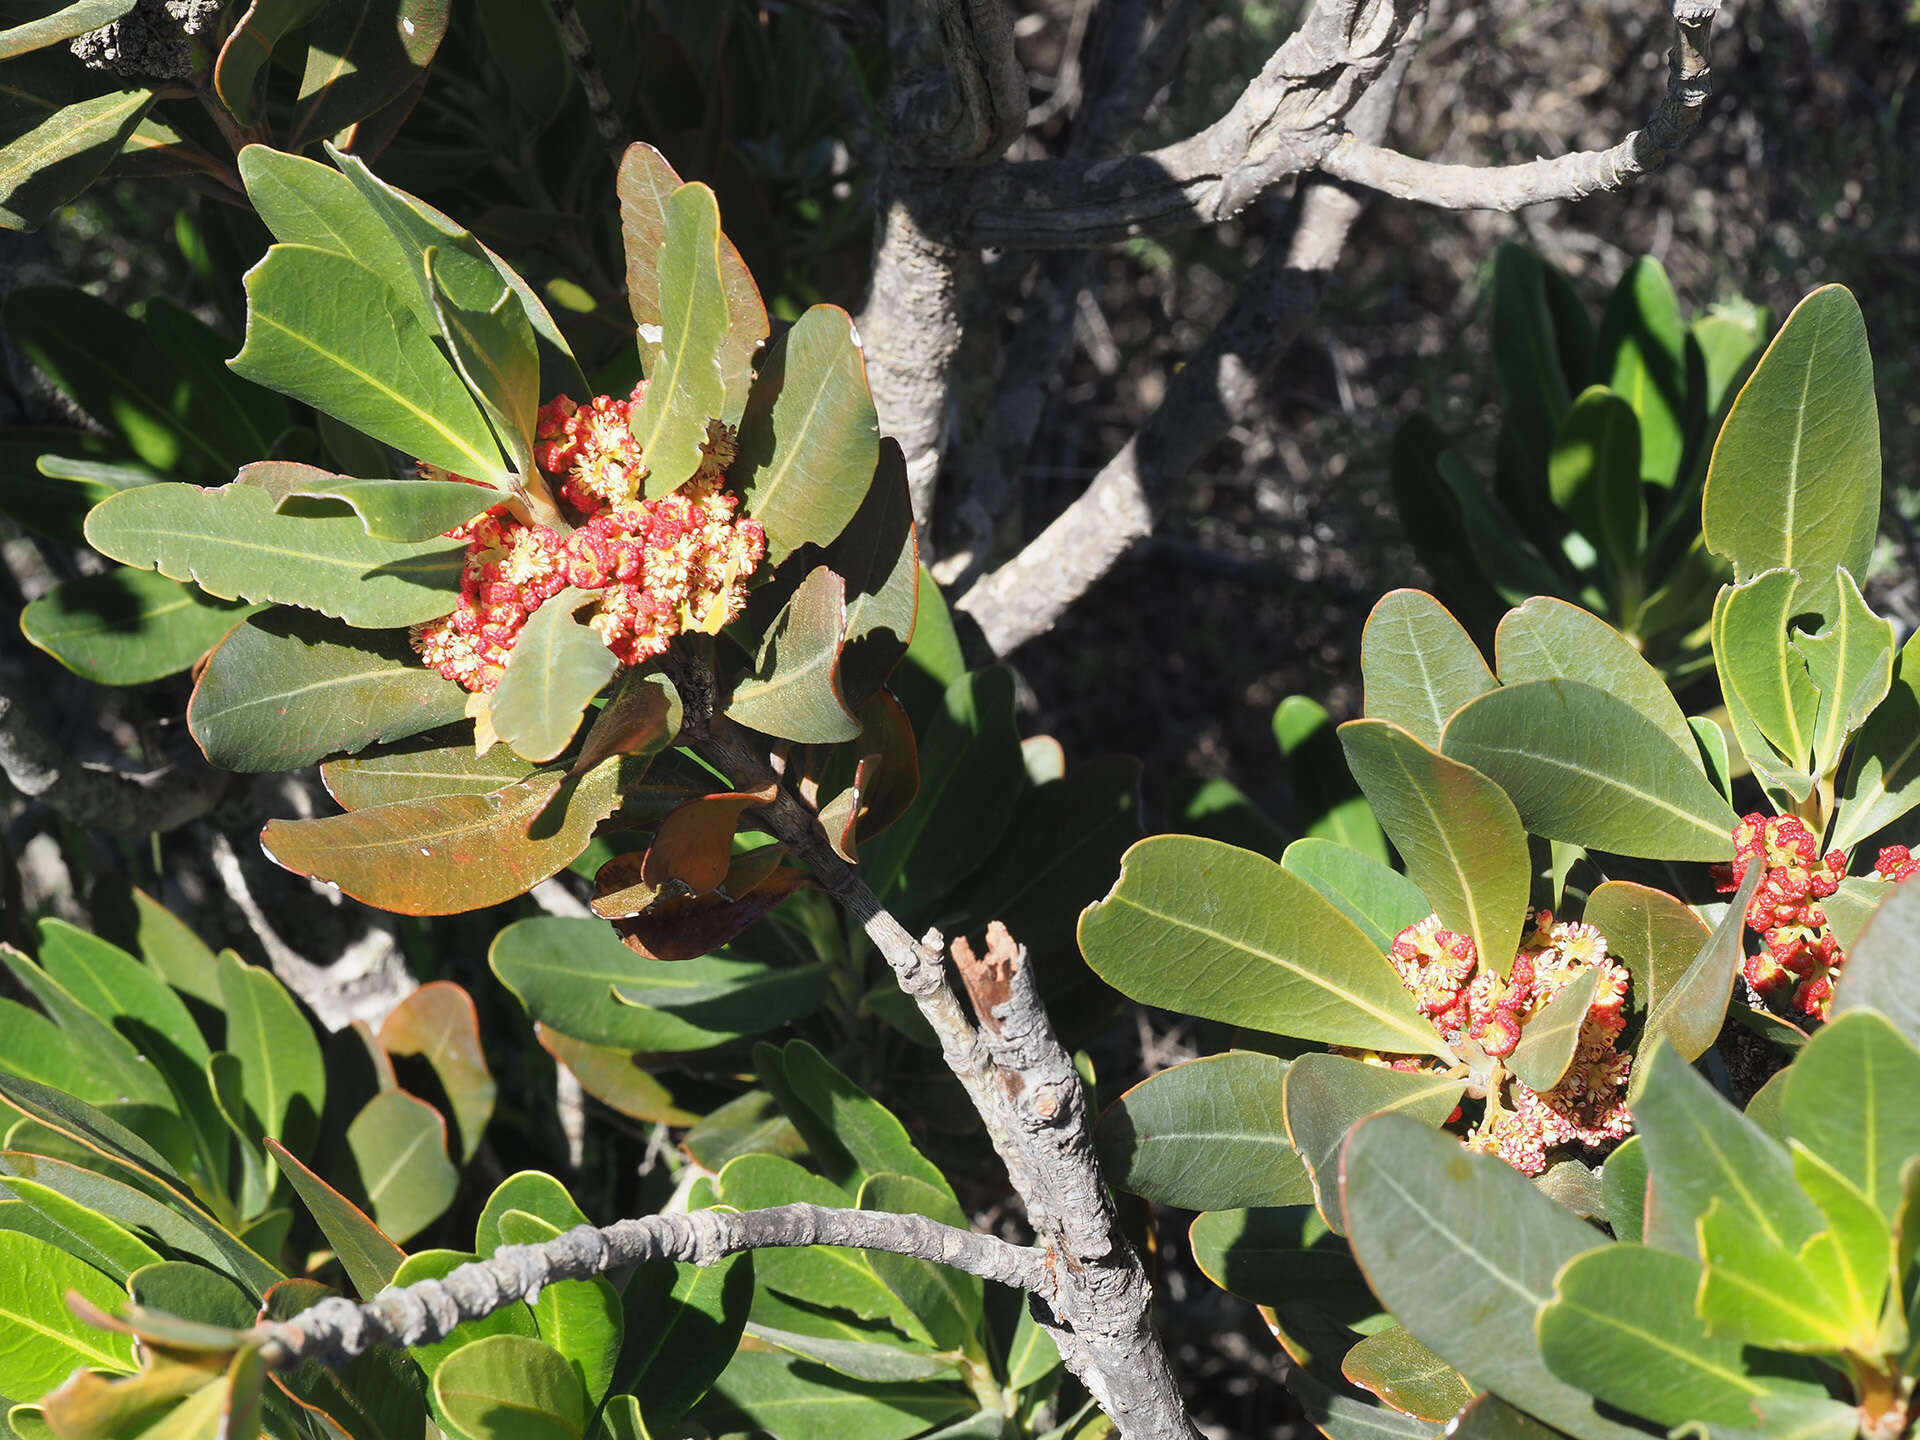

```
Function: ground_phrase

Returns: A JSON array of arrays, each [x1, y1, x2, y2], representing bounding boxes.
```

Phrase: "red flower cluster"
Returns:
[[1714, 814, 1850, 1020], [1876, 844, 1918, 883], [1387, 911, 1632, 1177], [411, 388, 766, 693]]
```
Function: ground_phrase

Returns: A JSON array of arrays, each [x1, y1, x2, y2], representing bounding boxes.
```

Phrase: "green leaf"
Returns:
[[1695, 1191, 1856, 1352], [775, 1041, 948, 1197], [1340, 1114, 1640, 1440], [323, 740, 538, 809], [1508, 966, 1601, 1091], [1080, 836, 1449, 1058], [628, 183, 730, 496], [1692, 305, 1768, 416], [434, 1334, 584, 1440], [218, 949, 325, 1156], [390, 1249, 537, 1380], [857, 1172, 982, 1356], [708, 1348, 969, 1440], [476, 1172, 588, 1257], [1537, 1243, 1817, 1428], [1169, 776, 1290, 862], [744, 1325, 958, 1384], [237, 144, 425, 329], [857, 668, 1023, 912], [1288, 1366, 1444, 1440], [131, 889, 221, 1006], [496, 1211, 622, 1407], [1600, 1135, 1647, 1241], [1003, 1303, 1061, 1391], [1793, 567, 1895, 781], [1494, 597, 1695, 760], [262, 761, 628, 915], [0, 2, 136, 61], [1340, 1326, 1474, 1423], [1713, 570, 1819, 793], [1277, 696, 1391, 862], [1635, 863, 1759, 1065], [1787, 1142, 1888, 1342], [1630, 1041, 1826, 1264], [1548, 387, 1645, 575], [1440, 679, 1738, 860], [0, 1174, 160, 1282], [1597, 257, 1687, 488], [1701, 285, 1880, 623], [0, 438, 155, 547], [1096, 1053, 1312, 1211], [1281, 1053, 1464, 1234], [825, 440, 916, 706], [268, 1137, 403, 1300], [84, 474, 464, 628], [36, 920, 207, 1070], [1280, 839, 1429, 957], [1338, 719, 1531, 976], [1833, 630, 1920, 853], [734, 305, 879, 565], [128, 1259, 256, 1327], [0, 1231, 135, 1397], [264, 477, 495, 542], [1830, 876, 1920, 1049], [287, 0, 450, 151], [0, 78, 153, 234], [1692, 714, 1734, 804], [189, 609, 466, 772], [616, 144, 767, 423], [426, 243, 539, 479], [20, 566, 254, 685], [346, 1090, 458, 1245], [212, 0, 326, 123], [231, 244, 505, 484], [1782, 1009, 1920, 1222], [614, 1250, 751, 1419], [0, 945, 169, 1109], [4, 286, 231, 478], [379, 982, 495, 1163], [728, 566, 859, 743], [1188, 1206, 1379, 1319], [489, 917, 828, 1053], [1577, 881, 1708, 1019], [489, 590, 617, 764], [1359, 589, 1496, 748], [713, 1156, 921, 1337], [1489, 244, 1575, 470]]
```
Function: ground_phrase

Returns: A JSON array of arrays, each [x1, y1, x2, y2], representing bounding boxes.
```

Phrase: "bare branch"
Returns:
[[889, 0, 1025, 169], [1318, 0, 1722, 210], [542, 0, 623, 164], [963, 0, 1416, 249], [0, 693, 226, 834], [953, 48, 1411, 655], [692, 715, 1202, 1440], [260, 1205, 1046, 1369]]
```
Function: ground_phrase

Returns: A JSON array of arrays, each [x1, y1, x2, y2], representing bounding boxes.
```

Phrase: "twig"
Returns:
[[257, 1206, 1047, 1369], [1319, 0, 1722, 210], [692, 714, 1202, 1439], [542, 0, 623, 164], [0, 693, 227, 835], [952, 40, 1411, 656]]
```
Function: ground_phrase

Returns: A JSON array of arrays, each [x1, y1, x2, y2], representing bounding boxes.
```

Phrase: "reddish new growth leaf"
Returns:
[[411, 385, 767, 692], [1713, 813, 1918, 1021]]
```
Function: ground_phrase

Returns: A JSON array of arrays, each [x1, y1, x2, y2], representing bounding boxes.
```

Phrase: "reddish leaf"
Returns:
[[611, 866, 813, 962], [535, 1025, 698, 1126], [264, 1139, 403, 1300], [641, 785, 776, 897], [261, 758, 632, 915], [574, 670, 682, 775], [378, 981, 496, 1163], [616, 142, 767, 423], [852, 689, 919, 842]]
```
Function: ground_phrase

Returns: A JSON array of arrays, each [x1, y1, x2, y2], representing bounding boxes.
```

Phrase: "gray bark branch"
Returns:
[[0, 693, 226, 834], [1318, 0, 1721, 210], [693, 715, 1202, 1440], [953, 48, 1408, 656], [257, 1205, 1046, 1369]]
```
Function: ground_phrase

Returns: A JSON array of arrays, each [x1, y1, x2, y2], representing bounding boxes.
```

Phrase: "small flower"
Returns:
[[1875, 845, 1918, 883], [1716, 813, 1854, 1021]]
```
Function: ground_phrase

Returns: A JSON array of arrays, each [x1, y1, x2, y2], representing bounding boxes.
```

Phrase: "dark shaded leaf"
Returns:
[[21, 568, 254, 685]]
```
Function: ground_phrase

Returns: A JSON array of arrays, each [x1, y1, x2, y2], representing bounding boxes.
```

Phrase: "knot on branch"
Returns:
[[70, 0, 219, 79]]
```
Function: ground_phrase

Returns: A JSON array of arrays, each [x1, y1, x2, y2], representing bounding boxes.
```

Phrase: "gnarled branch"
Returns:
[[1319, 0, 1722, 210], [0, 693, 227, 835], [259, 1205, 1046, 1369]]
